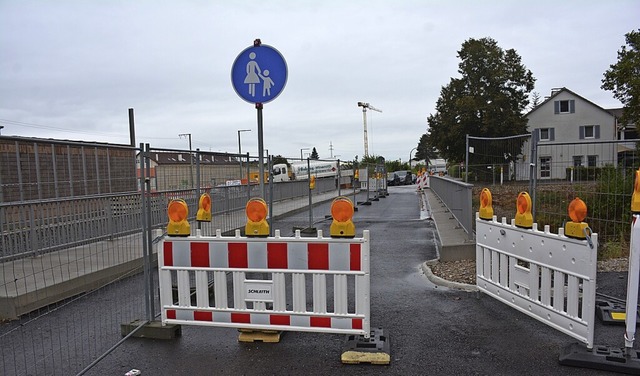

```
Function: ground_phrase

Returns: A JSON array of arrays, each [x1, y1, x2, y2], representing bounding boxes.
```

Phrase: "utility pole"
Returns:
[[179, 133, 193, 187], [357, 102, 382, 157]]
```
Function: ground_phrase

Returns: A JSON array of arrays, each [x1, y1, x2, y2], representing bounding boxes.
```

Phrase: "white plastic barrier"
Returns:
[[159, 229, 370, 337], [476, 214, 598, 348]]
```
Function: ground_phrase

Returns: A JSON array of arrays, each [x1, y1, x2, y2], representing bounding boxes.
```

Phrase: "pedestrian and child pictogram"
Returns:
[[231, 41, 288, 104]]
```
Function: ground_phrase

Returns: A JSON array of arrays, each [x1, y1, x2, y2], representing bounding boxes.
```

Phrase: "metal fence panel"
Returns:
[[1, 137, 351, 375]]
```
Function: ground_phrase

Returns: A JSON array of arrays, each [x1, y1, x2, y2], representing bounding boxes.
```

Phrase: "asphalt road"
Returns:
[[86, 185, 636, 375]]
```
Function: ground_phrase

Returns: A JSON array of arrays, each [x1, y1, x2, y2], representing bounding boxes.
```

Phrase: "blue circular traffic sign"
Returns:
[[231, 44, 288, 104]]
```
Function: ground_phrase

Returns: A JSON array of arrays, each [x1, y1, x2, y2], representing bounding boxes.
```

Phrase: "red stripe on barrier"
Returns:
[[310, 316, 331, 328], [350, 243, 361, 271], [228, 243, 248, 268], [194, 311, 213, 322], [163, 242, 173, 266], [231, 313, 251, 324], [191, 242, 210, 267], [308, 243, 329, 270], [270, 314, 290, 326], [267, 243, 288, 269], [166, 310, 176, 319], [352, 318, 363, 330]]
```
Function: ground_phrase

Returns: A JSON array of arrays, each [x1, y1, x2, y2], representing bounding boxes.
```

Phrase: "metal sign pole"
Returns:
[[307, 158, 313, 229], [257, 103, 265, 198]]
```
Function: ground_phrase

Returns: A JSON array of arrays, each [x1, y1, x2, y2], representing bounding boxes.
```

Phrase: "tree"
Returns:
[[272, 155, 288, 165], [310, 147, 319, 159], [415, 133, 439, 162], [530, 91, 542, 109], [602, 29, 640, 129], [427, 37, 535, 163]]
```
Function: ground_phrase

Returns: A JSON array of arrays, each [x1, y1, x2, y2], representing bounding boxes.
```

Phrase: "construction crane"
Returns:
[[357, 101, 382, 157]]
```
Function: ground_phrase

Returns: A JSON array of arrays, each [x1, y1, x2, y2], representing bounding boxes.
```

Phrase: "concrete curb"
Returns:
[[421, 260, 478, 292]]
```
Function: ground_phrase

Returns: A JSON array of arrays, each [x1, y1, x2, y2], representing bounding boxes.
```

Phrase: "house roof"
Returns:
[[526, 87, 614, 118]]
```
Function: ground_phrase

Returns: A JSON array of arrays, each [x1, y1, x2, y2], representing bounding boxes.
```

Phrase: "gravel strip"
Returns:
[[428, 257, 630, 286]]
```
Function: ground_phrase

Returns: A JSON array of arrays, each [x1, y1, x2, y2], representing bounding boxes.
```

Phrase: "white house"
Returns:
[[523, 87, 618, 180]]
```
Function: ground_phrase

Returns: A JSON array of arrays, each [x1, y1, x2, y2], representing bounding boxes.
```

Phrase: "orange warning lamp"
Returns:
[[479, 188, 494, 220], [309, 175, 316, 190], [632, 169, 640, 213], [330, 196, 356, 238], [514, 192, 533, 229], [565, 197, 589, 239], [196, 193, 212, 222], [167, 199, 190, 236], [245, 198, 269, 237], [354, 169, 359, 180]]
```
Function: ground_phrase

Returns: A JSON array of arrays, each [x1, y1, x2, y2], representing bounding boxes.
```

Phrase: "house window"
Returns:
[[587, 155, 597, 167], [573, 156, 583, 167], [538, 128, 554, 141], [540, 157, 551, 178], [554, 100, 575, 114], [584, 125, 594, 138], [579, 125, 600, 139], [540, 128, 549, 140]]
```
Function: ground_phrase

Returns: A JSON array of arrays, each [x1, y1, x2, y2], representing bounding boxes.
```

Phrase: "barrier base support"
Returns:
[[358, 201, 371, 206], [341, 328, 390, 365], [559, 342, 640, 374], [596, 299, 640, 325], [237, 329, 282, 343], [120, 320, 181, 340]]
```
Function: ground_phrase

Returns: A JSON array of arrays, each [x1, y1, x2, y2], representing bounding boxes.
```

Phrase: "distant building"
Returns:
[[136, 151, 251, 191], [0, 136, 136, 202], [523, 87, 621, 180]]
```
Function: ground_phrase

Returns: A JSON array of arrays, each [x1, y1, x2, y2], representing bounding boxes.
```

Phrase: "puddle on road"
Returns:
[[406, 265, 451, 292]]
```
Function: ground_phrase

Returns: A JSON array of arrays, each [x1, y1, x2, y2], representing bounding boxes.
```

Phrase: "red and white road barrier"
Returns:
[[159, 229, 371, 337]]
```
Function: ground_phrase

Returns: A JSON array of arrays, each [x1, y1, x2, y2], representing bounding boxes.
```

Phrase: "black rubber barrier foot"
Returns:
[[596, 299, 640, 326], [559, 342, 640, 374], [120, 320, 181, 340], [358, 201, 372, 206], [341, 328, 390, 365]]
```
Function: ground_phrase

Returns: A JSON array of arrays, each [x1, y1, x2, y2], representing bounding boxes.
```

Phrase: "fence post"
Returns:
[[139, 143, 152, 322], [530, 130, 538, 219]]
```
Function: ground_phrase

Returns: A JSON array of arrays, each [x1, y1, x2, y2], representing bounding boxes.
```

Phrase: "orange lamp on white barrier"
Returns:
[[565, 197, 589, 239], [330, 196, 355, 238], [479, 188, 493, 220], [632, 169, 640, 214], [196, 193, 212, 222], [167, 199, 190, 236], [245, 198, 269, 237], [514, 192, 533, 229]]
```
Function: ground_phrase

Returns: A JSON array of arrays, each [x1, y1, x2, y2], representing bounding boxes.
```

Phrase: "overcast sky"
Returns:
[[1, 1, 638, 162]]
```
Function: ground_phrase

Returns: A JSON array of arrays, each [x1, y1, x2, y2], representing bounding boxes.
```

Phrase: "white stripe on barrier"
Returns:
[[159, 230, 371, 337], [475, 214, 597, 348]]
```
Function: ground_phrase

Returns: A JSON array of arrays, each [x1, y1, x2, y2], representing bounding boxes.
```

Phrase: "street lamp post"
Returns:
[[409, 147, 417, 170], [237, 129, 251, 179]]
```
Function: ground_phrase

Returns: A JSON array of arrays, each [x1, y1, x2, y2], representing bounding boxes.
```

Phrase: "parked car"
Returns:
[[394, 170, 413, 185], [387, 172, 400, 186]]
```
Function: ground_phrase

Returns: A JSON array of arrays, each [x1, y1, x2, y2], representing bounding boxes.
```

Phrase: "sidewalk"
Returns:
[[421, 187, 475, 261]]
